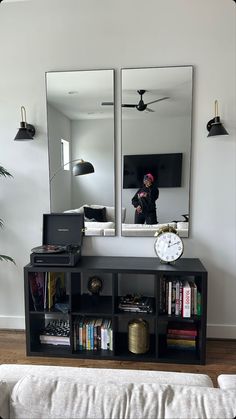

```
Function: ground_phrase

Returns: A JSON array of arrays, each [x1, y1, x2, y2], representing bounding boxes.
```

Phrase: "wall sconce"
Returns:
[[207, 100, 229, 137], [14, 106, 36, 141], [50, 159, 95, 182]]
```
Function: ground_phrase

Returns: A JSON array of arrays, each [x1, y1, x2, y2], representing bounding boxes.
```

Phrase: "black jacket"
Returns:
[[132, 183, 159, 213]]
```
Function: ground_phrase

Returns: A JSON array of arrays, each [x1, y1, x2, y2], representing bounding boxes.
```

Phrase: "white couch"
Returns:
[[0, 364, 235, 419], [64, 206, 189, 237], [122, 221, 189, 237], [64, 205, 126, 236]]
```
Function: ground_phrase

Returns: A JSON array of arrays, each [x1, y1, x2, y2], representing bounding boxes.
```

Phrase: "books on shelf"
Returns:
[[159, 276, 201, 319], [167, 322, 198, 351], [182, 281, 191, 318], [73, 316, 113, 352], [29, 272, 67, 312], [39, 319, 70, 346]]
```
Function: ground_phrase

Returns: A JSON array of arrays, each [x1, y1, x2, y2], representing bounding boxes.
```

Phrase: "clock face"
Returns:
[[154, 231, 184, 262]]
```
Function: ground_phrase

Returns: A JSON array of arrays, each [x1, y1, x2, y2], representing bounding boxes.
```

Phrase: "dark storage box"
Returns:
[[31, 213, 84, 267]]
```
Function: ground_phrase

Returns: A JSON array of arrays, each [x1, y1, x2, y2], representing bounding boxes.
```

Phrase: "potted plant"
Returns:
[[0, 165, 15, 263]]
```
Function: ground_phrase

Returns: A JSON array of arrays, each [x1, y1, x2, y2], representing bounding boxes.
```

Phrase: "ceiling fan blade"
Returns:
[[145, 96, 170, 106], [101, 102, 114, 106], [146, 107, 155, 112], [122, 104, 137, 108]]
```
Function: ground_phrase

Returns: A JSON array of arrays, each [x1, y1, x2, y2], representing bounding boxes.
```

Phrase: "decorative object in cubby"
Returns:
[[88, 276, 103, 295], [128, 318, 149, 354]]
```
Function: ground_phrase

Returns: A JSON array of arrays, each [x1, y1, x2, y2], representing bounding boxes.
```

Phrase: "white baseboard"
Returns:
[[0, 316, 25, 330], [207, 323, 236, 339]]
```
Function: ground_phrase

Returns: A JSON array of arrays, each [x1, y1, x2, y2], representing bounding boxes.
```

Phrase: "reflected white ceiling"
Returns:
[[46, 67, 192, 121]]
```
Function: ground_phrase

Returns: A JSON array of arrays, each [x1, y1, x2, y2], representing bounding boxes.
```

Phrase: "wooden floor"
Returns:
[[1, 330, 236, 387]]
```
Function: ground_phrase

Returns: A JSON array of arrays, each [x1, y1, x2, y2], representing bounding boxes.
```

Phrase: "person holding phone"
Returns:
[[132, 173, 159, 224]]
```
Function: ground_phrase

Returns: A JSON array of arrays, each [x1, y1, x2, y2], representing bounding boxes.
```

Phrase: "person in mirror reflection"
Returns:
[[132, 173, 159, 224]]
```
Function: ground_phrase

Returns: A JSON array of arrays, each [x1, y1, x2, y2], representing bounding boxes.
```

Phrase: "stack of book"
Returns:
[[166, 322, 197, 351], [118, 295, 153, 313], [73, 317, 113, 352], [39, 319, 70, 346]]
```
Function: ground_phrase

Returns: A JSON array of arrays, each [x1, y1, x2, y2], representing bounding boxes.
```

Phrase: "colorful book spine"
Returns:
[[79, 318, 83, 350], [167, 338, 195, 347], [167, 333, 196, 340], [197, 291, 202, 316], [182, 281, 191, 318], [175, 280, 180, 316], [167, 328, 197, 336], [168, 281, 172, 315], [171, 280, 176, 315]]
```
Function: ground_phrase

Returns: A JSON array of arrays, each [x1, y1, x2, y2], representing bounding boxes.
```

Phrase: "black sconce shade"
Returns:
[[14, 106, 36, 141], [207, 100, 229, 137]]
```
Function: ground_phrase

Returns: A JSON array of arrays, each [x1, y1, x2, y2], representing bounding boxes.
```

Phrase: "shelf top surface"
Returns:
[[25, 256, 207, 274]]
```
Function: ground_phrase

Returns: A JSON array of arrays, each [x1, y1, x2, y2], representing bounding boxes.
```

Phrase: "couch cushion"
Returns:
[[84, 221, 115, 230], [0, 364, 213, 390], [122, 222, 177, 230], [10, 376, 166, 419], [84, 206, 107, 222], [10, 376, 236, 419], [218, 374, 236, 390], [103, 228, 115, 236], [0, 380, 9, 419], [84, 227, 104, 236], [84, 221, 115, 236], [122, 222, 178, 236], [164, 385, 236, 419]]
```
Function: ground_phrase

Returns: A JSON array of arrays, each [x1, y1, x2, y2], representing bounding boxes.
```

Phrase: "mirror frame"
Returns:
[[120, 65, 193, 238], [46, 68, 116, 236]]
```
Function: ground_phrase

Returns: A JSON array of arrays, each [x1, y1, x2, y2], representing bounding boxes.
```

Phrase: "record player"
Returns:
[[30, 213, 84, 267]]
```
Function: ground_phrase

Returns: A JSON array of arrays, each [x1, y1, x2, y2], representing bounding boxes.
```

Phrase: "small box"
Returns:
[[31, 213, 84, 267]]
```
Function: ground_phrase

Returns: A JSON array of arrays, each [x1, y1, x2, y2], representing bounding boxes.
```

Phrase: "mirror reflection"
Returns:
[[121, 66, 193, 237], [46, 69, 115, 236]]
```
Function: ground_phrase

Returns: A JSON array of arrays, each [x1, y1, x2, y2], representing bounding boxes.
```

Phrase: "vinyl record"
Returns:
[[31, 245, 65, 254]]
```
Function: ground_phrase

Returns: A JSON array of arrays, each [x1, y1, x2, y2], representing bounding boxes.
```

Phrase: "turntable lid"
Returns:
[[43, 213, 84, 247]]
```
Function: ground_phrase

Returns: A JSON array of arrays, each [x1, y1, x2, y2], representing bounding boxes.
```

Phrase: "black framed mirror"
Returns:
[[46, 69, 115, 236], [121, 66, 193, 237]]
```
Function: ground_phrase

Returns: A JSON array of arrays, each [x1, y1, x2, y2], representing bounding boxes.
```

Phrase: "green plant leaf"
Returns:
[[1, 164, 14, 264], [0, 166, 13, 178], [0, 255, 15, 264]]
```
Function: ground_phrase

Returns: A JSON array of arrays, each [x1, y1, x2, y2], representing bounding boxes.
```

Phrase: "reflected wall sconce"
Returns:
[[14, 106, 36, 141], [207, 100, 229, 137], [50, 159, 95, 182]]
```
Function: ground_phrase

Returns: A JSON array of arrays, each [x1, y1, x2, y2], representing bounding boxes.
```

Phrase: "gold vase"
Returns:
[[128, 319, 149, 354]]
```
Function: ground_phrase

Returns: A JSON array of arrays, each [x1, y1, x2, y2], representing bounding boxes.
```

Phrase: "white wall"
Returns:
[[71, 119, 114, 209], [0, 0, 235, 338], [48, 105, 72, 212]]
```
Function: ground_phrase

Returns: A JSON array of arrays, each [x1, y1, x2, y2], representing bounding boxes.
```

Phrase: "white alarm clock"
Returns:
[[154, 225, 184, 263]]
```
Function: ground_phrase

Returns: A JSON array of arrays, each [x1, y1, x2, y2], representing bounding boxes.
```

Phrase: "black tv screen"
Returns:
[[123, 153, 182, 188]]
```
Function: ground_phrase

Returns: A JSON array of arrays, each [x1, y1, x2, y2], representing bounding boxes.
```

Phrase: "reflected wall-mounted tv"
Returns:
[[123, 153, 183, 188]]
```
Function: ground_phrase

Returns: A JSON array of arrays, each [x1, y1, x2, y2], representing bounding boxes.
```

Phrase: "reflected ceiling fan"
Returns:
[[102, 90, 169, 112]]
